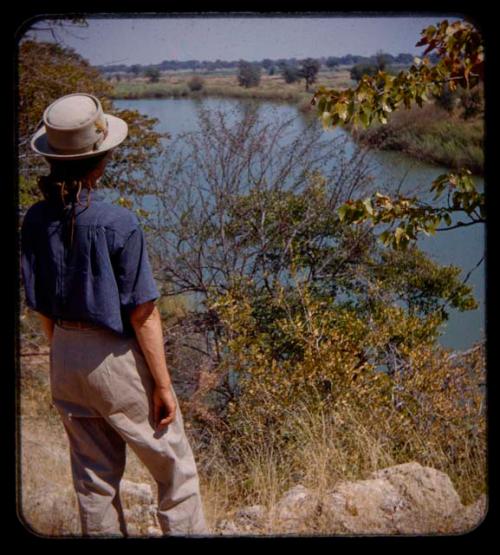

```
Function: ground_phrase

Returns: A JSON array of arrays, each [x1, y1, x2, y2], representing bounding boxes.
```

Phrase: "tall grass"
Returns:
[[353, 103, 484, 175]]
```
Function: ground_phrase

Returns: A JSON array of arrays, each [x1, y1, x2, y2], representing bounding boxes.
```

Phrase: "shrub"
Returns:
[[188, 75, 205, 92], [350, 63, 378, 82], [237, 60, 261, 88]]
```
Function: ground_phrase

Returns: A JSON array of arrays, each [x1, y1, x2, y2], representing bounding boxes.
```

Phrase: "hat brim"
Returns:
[[30, 114, 128, 160]]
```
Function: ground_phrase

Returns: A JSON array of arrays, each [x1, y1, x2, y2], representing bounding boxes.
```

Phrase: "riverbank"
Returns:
[[109, 70, 354, 109], [350, 103, 484, 176], [111, 73, 483, 175]]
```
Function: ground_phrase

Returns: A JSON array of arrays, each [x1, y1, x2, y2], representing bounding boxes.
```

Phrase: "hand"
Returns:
[[153, 385, 177, 430]]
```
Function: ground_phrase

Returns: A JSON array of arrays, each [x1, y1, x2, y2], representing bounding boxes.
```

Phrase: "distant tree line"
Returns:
[[96, 52, 440, 75]]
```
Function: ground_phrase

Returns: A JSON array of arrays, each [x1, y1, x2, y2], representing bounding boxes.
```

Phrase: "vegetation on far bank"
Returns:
[[351, 102, 484, 175], [109, 69, 354, 104]]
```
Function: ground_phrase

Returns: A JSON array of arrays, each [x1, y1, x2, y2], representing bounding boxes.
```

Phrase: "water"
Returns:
[[114, 97, 485, 352]]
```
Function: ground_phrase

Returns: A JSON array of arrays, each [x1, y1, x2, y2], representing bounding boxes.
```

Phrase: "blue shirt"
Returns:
[[20, 188, 160, 337]]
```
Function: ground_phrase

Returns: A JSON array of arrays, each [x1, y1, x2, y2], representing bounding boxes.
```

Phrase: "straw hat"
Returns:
[[30, 93, 128, 160]]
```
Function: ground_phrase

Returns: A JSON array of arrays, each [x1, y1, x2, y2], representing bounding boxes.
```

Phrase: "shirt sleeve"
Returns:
[[20, 214, 37, 311], [114, 223, 160, 311]]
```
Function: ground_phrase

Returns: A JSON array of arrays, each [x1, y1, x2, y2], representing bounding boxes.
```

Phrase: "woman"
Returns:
[[20, 93, 208, 537]]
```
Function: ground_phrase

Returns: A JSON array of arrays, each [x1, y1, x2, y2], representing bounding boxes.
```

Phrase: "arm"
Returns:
[[130, 300, 177, 429], [37, 312, 55, 345]]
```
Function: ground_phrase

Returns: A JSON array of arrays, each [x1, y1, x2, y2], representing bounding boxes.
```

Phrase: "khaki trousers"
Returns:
[[49, 323, 208, 537]]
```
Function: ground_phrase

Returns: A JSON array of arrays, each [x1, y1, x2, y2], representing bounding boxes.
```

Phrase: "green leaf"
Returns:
[[338, 204, 349, 222], [362, 197, 374, 215]]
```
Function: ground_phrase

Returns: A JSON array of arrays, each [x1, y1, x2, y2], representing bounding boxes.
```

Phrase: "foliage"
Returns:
[[433, 82, 460, 113], [188, 75, 205, 91], [206, 274, 485, 483], [350, 62, 379, 82], [237, 60, 261, 88], [17, 39, 166, 209], [325, 57, 340, 69], [280, 63, 301, 84], [299, 58, 321, 91], [145, 67, 160, 83], [337, 169, 484, 249], [311, 19, 485, 248], [459, 84, 485, 120], [352, 102, 484, 174]]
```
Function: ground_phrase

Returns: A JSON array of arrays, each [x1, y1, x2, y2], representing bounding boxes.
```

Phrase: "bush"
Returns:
[[237, 60, 261, 88], [281, 64, 301, 84], [350, 63, 378, 82], [188, 75, 205, 92], [459, 84, 484, 120], [433, 83, 460, 113]]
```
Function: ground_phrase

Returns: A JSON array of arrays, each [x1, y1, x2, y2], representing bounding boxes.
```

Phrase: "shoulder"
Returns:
[[93, 201, 140, 237]]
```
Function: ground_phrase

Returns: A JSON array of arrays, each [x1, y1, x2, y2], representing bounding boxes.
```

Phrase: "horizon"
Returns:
[[21, 15, 462, 67]]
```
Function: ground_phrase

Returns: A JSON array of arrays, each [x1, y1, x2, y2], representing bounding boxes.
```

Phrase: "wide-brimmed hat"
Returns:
[[30, 93, 128, 160]]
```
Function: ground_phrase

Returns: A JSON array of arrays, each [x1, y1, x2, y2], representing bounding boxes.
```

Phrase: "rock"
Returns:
[[120, 479, 154, 505], [320, 462, 481, 534], [147, 526, 163, 537], [235, 505, 267, 523], [370, 462, 463, 522], [215, 518, 239, 535], [272, 484, 319, 530], [322, 477, 408, 534], [449, 494, 488, 533]]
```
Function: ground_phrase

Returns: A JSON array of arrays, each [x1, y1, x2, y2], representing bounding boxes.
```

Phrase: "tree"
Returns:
[[299, 58, 320, 91], [130, 64, 142, 77], [188, 75, 204, 92], [261, 58, 273, 71], [145, 67, 160, 83], [375, 50, 392, 71], [350, 62, 378, 82], [326, 56, 340, 70], [311, 19, 485, 250], [237, 60, 261, 88], [145, 108, 479, 460], [280, 63, 301, 84]]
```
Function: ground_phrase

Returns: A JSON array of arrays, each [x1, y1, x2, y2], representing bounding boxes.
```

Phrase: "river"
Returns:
[[114, 97, 485, 352]]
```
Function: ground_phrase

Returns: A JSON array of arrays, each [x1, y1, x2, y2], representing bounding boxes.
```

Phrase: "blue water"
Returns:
[[114, 97, 485, 352]]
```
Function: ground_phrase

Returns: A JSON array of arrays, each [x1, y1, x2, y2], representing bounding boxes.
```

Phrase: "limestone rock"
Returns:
[[272, 484, 319, 531], [319, 462, 482, 535], [321, 477, 408, 534], [215, 518, 240, 535], [370, 462, 463, 522], [448, 493, 488, 533], [120, 479, 154, 505], [235, 505, 267, 523]]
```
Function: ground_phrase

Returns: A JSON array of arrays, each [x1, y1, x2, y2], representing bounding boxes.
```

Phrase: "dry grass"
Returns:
[[110, 69, 355, 104], [18, 341, 486, 537]]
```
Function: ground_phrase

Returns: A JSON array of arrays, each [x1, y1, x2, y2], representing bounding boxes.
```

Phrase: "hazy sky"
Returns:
[[23, 14, 462, 66]]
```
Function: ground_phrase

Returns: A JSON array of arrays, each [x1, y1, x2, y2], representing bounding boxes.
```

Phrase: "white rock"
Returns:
[[274, 484, 318, 522], [235, 505, 267, 522], [120, 479, 154, 505]]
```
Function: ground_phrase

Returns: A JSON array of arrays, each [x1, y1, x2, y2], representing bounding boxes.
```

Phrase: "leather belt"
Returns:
[[55, 319, 102, 330]]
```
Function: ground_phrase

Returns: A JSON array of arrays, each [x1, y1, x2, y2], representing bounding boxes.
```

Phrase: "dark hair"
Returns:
[[37, 151, 110, 248]]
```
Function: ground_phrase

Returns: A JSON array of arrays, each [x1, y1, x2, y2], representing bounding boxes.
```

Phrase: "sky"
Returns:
[[22, 14, 463, 66]]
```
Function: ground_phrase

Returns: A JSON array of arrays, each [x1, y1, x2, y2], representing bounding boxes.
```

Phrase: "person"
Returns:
[[20, 93, 209, 537]]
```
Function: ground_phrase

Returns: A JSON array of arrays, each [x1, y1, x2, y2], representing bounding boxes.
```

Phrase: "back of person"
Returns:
[[20, 93, 208, 537], [22, 187, 158, 337]]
